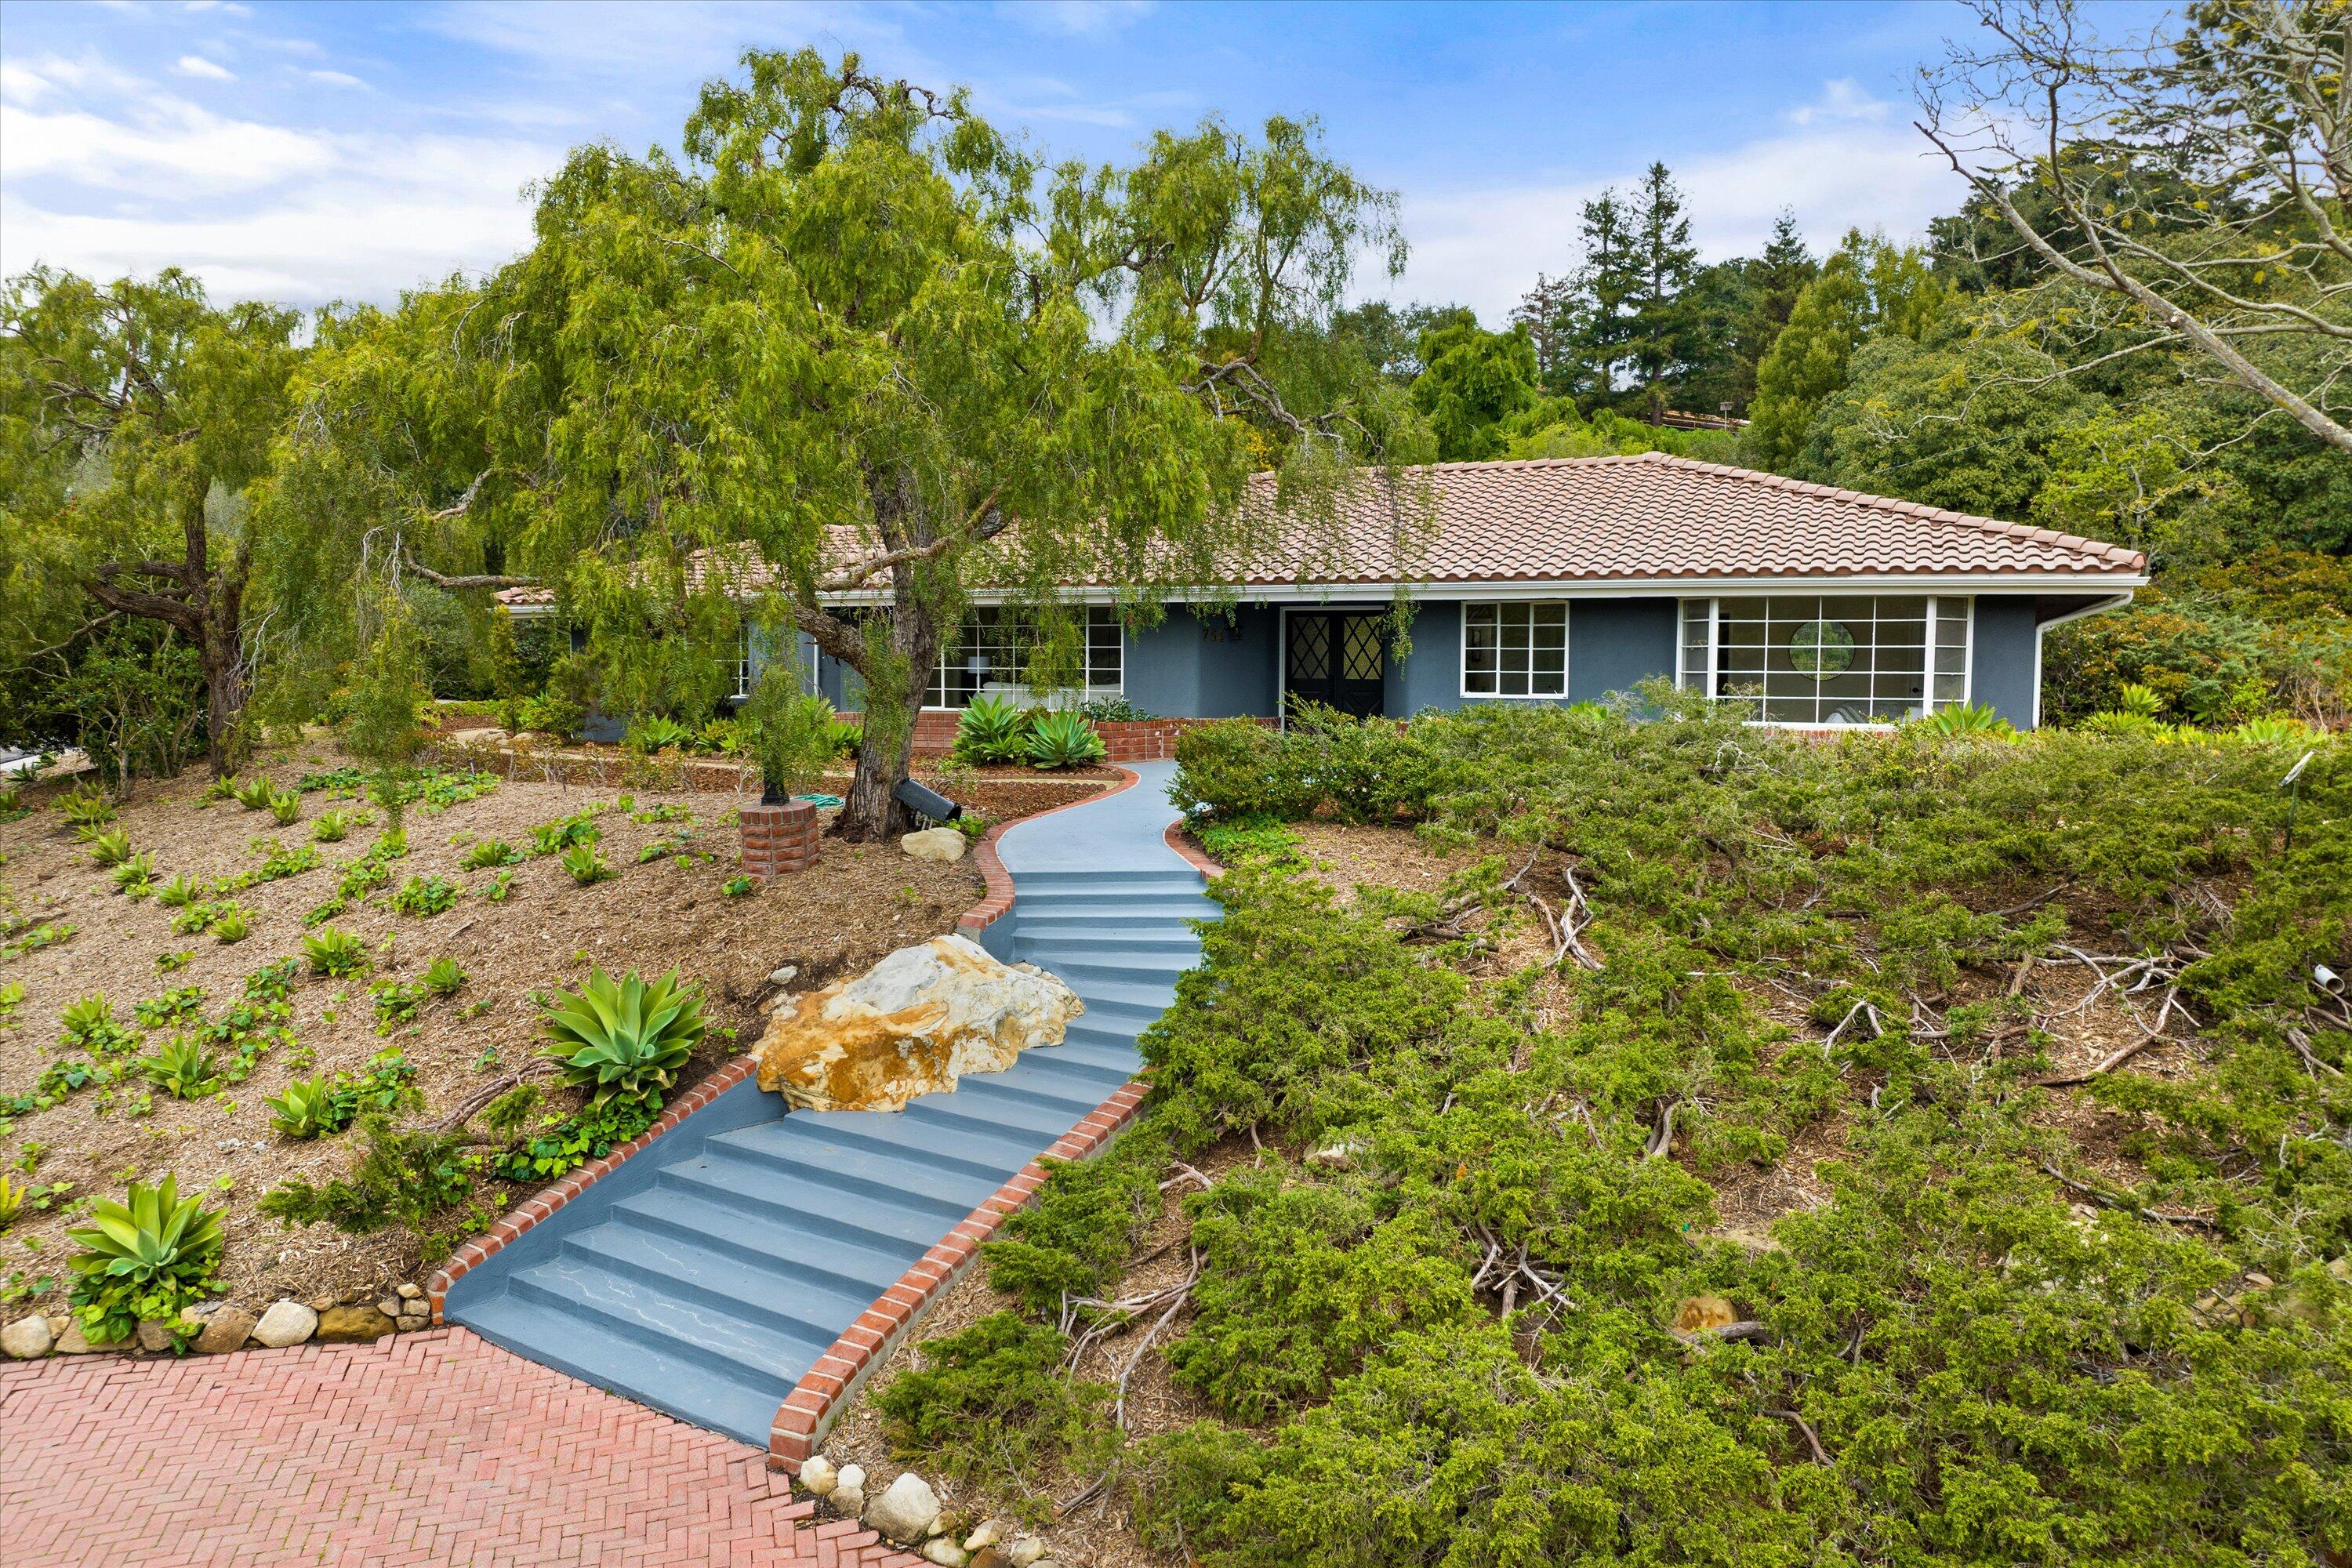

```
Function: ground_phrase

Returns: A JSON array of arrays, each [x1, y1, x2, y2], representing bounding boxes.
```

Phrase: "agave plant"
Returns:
[[303, 926, 370, 977], [1911, 703, 2016, 739], [2081, 709, 2170, 739], [66, 1174, 225, 1341], [2115, 683, 2165, 719], [626, 715, 695, 753], [310, 808, 358, 843], [561, 844, 615, 887], [139, 1036, 223, 1098], [390, 875, 459, 916], [267, 790, 303, 825], [60, 993, 125, 1051], [461, 838, 521, 870], [154, 873, 203, 909], [540, 967, 706, 1106], [0, 1172, 23, 1227], [110, 852, 158, 893], [58, 785, 115, 829], [82, 828, 133, 868], [209, 906, 250, 943], [952, 695, 1033, 765], [232, 775, 277, 811], [2232, 715, 2315, 746], [422, 956, 467, 996], [266, 1076, 346, 1139], [1026, 711, 1109, 769]]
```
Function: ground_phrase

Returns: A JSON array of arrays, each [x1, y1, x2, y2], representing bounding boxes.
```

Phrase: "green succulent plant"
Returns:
[[421, 956, 467, 996], [1911, 703, 2016, 739], [66, 1174, 224, 1342], [233, 775, 277, 811], [303, 927, 370, 977], [138, 1037, 223, 1099], [953, 695, 1034, 765], [560, 844, 615, 887], [209, 906, 250, 943], [1026, 710, 1109, 769], [60, 994, 130, 1052], [625, 715, 695, 753], [2232, 715, 2315, 746], [540, 967, 706, 1107], [58, 785, 115, 828], [83, 828, 133, 867], [310, 808, 358, 843], [265, 1076, 346, 1139], [461, 838, 521, 869], [154, 873, 203, 908], [267, 790, 303, 825], [111, 852, 158, 892]]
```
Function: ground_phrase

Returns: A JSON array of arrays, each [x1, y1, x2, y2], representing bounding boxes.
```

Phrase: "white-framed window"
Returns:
[[731, 624, 752, 700], [922, 604, 1123, 708], [1461, 602, 1569, 698], [1676, 595, 1973, 724]]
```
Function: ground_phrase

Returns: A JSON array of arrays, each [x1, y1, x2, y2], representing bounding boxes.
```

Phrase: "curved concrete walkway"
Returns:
[[995, 759, 1189, 873]]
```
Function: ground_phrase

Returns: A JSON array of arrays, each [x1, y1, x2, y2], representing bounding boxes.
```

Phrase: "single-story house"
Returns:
[[499, 452, 2147, 733]]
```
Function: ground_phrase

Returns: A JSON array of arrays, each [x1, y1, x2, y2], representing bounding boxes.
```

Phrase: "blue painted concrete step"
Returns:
[[445, 760, 1205, 1452]]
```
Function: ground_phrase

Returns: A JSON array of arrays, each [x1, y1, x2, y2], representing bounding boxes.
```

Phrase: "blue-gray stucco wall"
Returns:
[[1969, 597, 2040, 729], [1124, 606, 1280, 719], [744, 592, 2079, 730]]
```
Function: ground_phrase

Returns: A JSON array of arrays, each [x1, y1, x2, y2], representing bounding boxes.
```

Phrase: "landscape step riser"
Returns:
[[445, 763, 1205, 1451]]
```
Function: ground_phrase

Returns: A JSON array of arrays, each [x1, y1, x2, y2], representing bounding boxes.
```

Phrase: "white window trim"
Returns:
[[1681, 594, 1976, 728], [731, 625, 752, 701], [1458, 600, 1571, 700], [920, 604, 1123, 710]]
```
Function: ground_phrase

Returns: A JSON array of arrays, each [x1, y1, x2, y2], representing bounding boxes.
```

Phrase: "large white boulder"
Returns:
[[251, 1300, 319, 1348], [756, 935, 1082, 1112], [866, 1470, 942, 1544], [901, 827, 968, 862]]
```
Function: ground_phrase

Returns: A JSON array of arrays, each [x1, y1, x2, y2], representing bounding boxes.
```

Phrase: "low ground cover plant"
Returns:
[[884, 690, 2352, 1566]]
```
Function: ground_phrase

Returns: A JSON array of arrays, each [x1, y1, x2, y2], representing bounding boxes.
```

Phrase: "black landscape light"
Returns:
[[895, 777, 961, 823]]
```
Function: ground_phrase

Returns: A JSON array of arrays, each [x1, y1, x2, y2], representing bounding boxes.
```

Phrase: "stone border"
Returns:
[[955, 764, 1141, 938], [1162, 818, 1225, 880], [424, 1054, 762, 1322], [767, 1076, 1152, 1471]]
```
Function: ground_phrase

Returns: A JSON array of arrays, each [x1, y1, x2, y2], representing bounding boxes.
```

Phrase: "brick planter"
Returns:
[[740, 798, 820, 877]]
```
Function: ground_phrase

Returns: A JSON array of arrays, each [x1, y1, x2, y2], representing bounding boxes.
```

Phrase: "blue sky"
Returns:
[[0, 0, 2159, 322]]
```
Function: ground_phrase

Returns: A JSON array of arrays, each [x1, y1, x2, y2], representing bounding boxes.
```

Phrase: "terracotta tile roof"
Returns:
[[1216, 453, 2145, 586], [499, 454, 2145, 608]]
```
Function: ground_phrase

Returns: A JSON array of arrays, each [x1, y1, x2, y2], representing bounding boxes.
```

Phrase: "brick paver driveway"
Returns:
[[0, 1327, 917, 1567]]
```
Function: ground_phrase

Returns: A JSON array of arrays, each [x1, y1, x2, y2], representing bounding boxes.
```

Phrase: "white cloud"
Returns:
[[1385, 92, 1962, 321], [2, 98, 332, 194], [174, 54, 235, 81], [305, 68, 369, 89], [1786, 77, 1890, 128]]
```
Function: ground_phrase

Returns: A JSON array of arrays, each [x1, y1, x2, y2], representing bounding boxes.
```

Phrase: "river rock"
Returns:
[[866, 1471, 942, 1544], [901, 827, 968, 863], [798, 1455, 838, 1497], [920, 1539, 967, 1567], [195, 1305, 256, 1353], [2, 1313, 53, 1359], [252, 1300, 319, 1348], [1003, 1536, 1045, 1567], [315, 1305, 395, 1342], [56, 1319, 130, 1353], [963, 1518, 1007, 1552], [755, 935, 1083, 1112]]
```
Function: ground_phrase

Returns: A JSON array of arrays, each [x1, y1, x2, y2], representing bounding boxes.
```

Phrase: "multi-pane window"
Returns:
[[1677, 596, 1972, 724], [1461, 602, 1569, 698], [732, 625, 752, 700], [922, 605, 1123, 708]]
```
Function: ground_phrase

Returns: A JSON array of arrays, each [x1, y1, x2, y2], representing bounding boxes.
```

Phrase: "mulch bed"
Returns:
[[0, 739, 1004, 1321]]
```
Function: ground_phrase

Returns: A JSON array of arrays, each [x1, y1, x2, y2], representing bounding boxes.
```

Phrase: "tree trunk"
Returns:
[[839, 705, 918, 842], [81, 500, 252, 780]]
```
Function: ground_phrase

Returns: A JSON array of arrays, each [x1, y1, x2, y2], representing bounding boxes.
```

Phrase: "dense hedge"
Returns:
[[887, 694, 2350, 1564]]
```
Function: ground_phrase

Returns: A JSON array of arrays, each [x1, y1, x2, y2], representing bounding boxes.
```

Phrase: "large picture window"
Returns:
[[922, 604, 1123, 708], [1461, 602, 1569, 698], [1677, 596, 1973, 724]]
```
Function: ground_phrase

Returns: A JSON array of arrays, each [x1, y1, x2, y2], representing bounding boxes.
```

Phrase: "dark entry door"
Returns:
[[1285, 612, 1386, 718]]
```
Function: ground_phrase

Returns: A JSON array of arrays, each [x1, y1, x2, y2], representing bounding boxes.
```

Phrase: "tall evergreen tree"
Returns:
[[1625, 162, 1702, 423], [1571, 188, 1641, 403]]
